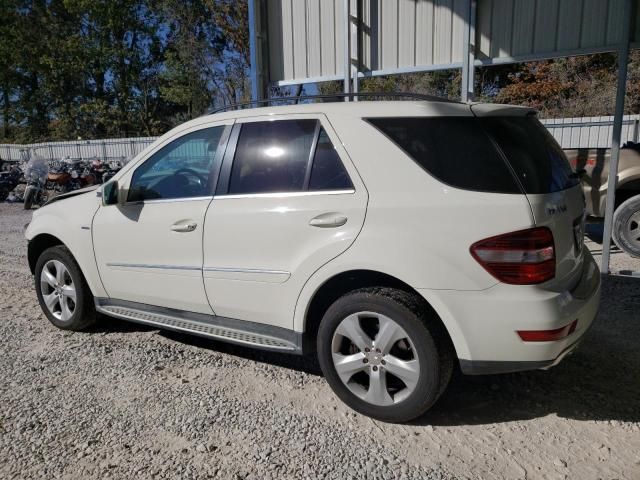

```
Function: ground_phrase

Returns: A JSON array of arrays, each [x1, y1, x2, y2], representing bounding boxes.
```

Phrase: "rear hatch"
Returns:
[[472, 106, 585, 290], [367, 105, 585, 290]]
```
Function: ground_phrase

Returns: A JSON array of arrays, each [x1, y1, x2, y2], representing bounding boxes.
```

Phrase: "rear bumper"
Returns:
[[458, 329, 588, 374], [419, 250, 601, 374]]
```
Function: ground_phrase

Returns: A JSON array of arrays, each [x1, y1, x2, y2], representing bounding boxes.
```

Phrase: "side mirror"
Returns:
[[102, 181, 121, 206]]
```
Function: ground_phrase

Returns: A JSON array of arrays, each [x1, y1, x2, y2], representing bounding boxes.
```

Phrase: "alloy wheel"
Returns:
[[331, 311, 420, 406], [40, 260, 77, 322]]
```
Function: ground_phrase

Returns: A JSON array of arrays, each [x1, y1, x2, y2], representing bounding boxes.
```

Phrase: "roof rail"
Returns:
[[207, 92, 459, 115]]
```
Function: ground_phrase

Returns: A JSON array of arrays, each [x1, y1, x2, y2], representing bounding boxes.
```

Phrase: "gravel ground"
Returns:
[[1, 203, 639, 480]]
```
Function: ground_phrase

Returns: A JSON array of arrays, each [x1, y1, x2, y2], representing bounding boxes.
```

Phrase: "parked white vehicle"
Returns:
[[25, 96, 601, 422]]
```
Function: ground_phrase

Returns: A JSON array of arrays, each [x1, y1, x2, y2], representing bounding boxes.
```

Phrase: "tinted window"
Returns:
[[368, 117, 520, 193], [309, 128, 353, 190], [481, 117, 579, 194], [229, 120, 316, 194], [128, 127, 224, 201]]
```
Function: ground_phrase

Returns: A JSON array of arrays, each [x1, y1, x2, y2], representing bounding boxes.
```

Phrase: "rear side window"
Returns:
[[308, 128, 353, 190], [229, 120, 316, 194], [368, 117, 521, 193], [481, 117, 579, 194]]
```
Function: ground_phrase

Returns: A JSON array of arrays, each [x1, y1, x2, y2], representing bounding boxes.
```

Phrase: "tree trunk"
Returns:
[[2, 87, 9, 140]]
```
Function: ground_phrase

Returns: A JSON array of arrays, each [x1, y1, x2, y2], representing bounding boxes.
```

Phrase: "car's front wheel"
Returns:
[[34, 245, 96, 330], [317, 288, 453, 423]]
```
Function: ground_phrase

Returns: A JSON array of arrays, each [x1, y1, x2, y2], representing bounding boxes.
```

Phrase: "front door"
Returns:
[[93, 123, 230, 314], [202, 115, 368, 328]]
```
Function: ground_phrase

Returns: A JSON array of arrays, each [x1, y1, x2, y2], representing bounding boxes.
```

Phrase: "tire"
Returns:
[[34, 245, 96, 330], [612, 194, 640, 258], [317, 287, 454, 423], [23, 186, 35, 210]]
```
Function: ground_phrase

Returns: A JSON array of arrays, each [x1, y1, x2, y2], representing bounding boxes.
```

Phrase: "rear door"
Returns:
[[478, 114, 586, 288], [202, 114, 368, 329]]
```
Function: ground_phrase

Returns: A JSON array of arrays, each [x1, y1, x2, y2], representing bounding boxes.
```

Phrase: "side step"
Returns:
[[95, 298, 301, 353]]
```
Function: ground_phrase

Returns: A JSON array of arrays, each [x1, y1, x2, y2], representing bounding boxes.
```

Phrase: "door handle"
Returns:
[[309, 212, 348, 228], [171, 221, 197, 232]]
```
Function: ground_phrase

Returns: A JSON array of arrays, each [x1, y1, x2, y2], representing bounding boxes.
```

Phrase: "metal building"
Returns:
[[248, 0, 638, 275]]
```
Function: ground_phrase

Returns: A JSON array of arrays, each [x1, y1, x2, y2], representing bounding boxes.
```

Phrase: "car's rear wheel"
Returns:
[[35, 245, 96, 330], [317, 287, 453, 423], [612, 194, 640, 258]]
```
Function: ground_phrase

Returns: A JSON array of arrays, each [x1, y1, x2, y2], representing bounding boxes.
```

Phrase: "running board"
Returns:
[[95, 298, 302, 353]]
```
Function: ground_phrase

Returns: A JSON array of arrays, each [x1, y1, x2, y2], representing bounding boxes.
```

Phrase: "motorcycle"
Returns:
[[101, 158, 124, 183], [46, 157, 74, 193], [66, 159, 98, 191], [23, 156, 49, 209], [0, 163, 24, 201]]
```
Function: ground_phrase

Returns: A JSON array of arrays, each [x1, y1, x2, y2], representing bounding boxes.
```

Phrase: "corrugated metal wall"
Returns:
[[267, 0, 467, 83], [267, 0, 347, 81], [266, 0, 637, 84], [476, 0, 629, 62]]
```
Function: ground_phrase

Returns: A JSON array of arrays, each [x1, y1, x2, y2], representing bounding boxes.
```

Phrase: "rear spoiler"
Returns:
[[470, 104, 537, 117]]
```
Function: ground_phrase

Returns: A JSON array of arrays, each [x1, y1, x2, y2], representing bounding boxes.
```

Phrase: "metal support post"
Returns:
[[343, 0, 351, 99], [249, 0, 267, 101], [601, 0, 633, 274], [461, 0, 476, 102], [350, 0, 360, 99]]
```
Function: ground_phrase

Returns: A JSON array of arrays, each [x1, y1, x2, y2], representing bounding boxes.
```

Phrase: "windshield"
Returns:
[[24, 156, 49, 184]]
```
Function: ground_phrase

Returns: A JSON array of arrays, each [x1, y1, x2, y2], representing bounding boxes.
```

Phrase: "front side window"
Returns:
[[228, 120, 317, 194], [128, 127, 225, 202]]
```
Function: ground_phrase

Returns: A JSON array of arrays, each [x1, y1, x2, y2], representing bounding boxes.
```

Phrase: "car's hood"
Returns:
[[43, 185, 99, 207]]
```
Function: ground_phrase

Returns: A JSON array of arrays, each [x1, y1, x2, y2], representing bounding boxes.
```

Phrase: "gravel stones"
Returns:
[[1, 204, 639, 479]]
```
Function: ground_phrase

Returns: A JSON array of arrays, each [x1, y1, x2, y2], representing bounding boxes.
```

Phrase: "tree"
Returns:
[[491, 53, 640, 118], [1, 0, 251, 143]]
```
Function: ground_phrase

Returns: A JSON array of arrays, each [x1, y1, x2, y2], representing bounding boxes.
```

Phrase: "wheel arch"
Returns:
[[615, 178, 640, 209], [26, 226, 106, 298], [28, 233, 64, 274], [298, 269, 465, 359]]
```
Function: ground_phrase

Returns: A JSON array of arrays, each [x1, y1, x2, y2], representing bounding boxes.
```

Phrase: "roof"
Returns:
[[188, 100, 536, 128]]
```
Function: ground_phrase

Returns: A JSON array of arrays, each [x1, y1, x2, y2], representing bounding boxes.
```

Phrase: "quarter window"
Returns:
[[368, 117, 521, 193], [128, 127, 225, 202], [228, 120, 317, 194], [308, 128, 353, 190]]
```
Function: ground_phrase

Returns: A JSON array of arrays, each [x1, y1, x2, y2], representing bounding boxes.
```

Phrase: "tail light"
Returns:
[[470, 227, 555, 285]]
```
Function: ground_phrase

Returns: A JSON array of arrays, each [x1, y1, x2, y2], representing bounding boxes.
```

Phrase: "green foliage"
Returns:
[[0, 0, 249, 143]]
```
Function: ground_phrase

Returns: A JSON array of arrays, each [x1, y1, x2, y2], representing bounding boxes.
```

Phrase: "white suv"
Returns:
[[25, 98, 601, 422]]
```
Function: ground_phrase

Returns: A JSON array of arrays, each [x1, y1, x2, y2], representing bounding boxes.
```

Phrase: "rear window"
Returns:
[[368, 116, 579, 195], [481, 117, 579, 194], [368, 117, 520, 193]]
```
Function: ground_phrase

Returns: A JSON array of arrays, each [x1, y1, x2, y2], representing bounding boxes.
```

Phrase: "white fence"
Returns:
[[0, 136, 157, 162], [540, 115, 640, 149], [1, 115, 638, 162]]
